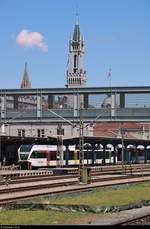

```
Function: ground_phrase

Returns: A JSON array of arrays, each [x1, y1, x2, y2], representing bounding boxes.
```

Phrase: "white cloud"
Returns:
[[16, 29, 48, 52]]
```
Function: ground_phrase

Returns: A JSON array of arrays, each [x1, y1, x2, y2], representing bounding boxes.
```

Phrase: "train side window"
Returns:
[[106, 151, 109, 159], [69, 151, 74, 160], [51, 151, 57, 160], [30, 151, 46, 159], [38, 152, 46, 158], [88, 151, 92, 159], [96, 151, 103, 159], [30, 151, 36, 158], [106, 151, 112, 159], [84, 151, 87, 159]]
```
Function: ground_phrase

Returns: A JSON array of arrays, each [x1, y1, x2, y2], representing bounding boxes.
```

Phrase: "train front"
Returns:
[[18, 145, 33, 169]]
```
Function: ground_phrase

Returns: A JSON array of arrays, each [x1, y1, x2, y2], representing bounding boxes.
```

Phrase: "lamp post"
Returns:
[[120, 123, 124, 165], [56, 124, 64, 167], [0, 123, 7, 167], [121, 129, 124, 164], [78, 103, 85, 183]]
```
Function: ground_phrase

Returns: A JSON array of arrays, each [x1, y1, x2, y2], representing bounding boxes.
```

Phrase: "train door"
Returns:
[[47, 150, 51, 167]]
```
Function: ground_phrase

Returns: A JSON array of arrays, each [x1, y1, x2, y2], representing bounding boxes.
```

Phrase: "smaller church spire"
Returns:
[[20, 62, 31, 89]]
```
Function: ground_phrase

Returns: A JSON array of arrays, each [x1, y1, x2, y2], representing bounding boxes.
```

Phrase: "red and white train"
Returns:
[[18, 144, 116, 170]]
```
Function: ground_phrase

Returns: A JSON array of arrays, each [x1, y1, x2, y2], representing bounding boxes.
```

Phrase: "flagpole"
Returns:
[[107, 68, 112, 118], [110, 69, 112, 109], [108, 68, 112, 104]]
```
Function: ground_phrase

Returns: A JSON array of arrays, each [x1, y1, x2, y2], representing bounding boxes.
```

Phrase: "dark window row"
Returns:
[[29, 150, 115, 160]]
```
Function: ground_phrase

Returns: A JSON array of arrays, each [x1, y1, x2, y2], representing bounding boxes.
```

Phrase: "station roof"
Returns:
[[1, 135, 150, 148], [63, 136, 150, 146]]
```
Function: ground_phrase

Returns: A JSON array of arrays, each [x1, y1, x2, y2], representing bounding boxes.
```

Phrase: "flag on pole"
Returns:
[[107, 68, 111, 78]]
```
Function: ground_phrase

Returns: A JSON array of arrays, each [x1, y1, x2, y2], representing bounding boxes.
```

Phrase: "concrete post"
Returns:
[[83, 93, 88, 109], [113, 145, 117, 165], [73, 94, 78, 117], [144, 148, 147, 164], [37, 95, 42, 118], [102, 144, 106, 166], [1, 96, 6, 119], [111, 94, 116, 118], [91, 144, 96, 165], [48, 95, 54, 109], [120, 93, 125, 108], [14, 95, 19, 110], [65, 145, 69, 167]]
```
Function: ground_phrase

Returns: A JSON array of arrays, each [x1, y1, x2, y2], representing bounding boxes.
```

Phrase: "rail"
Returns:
[[0, 165, 20, 170]]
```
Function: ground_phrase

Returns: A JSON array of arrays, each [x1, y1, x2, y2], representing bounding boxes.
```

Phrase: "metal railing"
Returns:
[[1, 107, 150, 122]]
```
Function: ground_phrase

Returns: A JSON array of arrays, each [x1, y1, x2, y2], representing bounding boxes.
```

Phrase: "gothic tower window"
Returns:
[[74, 55, 77, 71]]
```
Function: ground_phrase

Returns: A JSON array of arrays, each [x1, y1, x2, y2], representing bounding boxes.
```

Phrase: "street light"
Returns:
[[56, 124, 64, 167], [0, 123, 7, 167], [121, 128, 124, 165], [78, 103, 85, 183]]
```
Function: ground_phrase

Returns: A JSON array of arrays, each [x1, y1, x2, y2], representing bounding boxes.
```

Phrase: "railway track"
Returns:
[[0, 170, 150, 205], [0, 164, 150, 204], [1, 164, 150, 189], [119, 215, 150, 225], [0, 174, 76, 185], [112, 211, 150, 225], [1, 165, 150, 187], [91, 205, 150, 225], [0, 173, 149, 195]]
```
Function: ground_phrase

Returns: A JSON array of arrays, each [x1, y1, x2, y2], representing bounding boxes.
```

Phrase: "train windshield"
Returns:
[[19, 145, 33, 160], [30, 151, 47, 159], [20, 145, 33, 152]]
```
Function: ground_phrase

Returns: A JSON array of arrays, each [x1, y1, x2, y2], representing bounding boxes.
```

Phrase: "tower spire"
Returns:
[[75, 5, 79, 25], [20, 62, 31, 88], [66, 15, 87, 88]]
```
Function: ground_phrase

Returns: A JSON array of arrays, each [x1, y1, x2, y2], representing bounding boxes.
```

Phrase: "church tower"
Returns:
[[66, 15, 87, 88], [20, 62, 31, 89]]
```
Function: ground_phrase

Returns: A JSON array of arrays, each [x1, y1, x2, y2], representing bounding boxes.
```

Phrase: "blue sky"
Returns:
[[0, 0, 149, 89]]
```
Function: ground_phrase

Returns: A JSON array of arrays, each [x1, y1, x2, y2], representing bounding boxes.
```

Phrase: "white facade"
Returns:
[[1, 123, 93, 139]]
